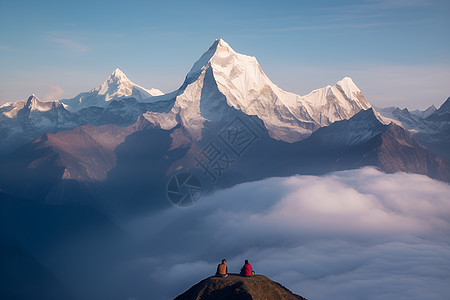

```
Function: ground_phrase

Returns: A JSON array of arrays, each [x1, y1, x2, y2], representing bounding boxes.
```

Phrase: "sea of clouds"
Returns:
[[101, 167, 450, 300]]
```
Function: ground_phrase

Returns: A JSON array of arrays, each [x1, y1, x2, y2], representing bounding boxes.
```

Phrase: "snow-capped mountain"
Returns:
[[1, 38, 448, 195], [60, 68, 163, 112], [1, 94, 66, 118], [0, 95, 79, 154], [0, 39, 372, 154], [0, 70, 170, 155], [144, 39, 370, 142]]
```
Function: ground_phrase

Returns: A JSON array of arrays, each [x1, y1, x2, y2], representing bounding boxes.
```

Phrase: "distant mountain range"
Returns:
[[0, 39, 449, 213], [375, 97, 450, 159]]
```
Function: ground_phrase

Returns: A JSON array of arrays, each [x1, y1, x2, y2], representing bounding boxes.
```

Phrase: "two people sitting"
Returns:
[[215, 259, 254, 277]]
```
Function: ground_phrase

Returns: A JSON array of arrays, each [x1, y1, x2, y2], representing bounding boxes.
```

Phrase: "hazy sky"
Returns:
[[0, 0, 449, 109]]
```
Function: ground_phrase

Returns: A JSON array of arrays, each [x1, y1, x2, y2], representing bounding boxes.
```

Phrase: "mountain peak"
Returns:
[[437, 97, 450, 112], [175, 274, 305, 300], [337, 76, 357, 87], [26, 94, 41, 106], [209, 38, 232, 51], [106, 68, 130, 84], [215, 38, 233, 51], [92, 68, 163, 101], [184, 39, 242, 85], [336, 77, 361, 97], [23, 94, 59, 112], [161, 39, 373, 143], [27, 94, 38, 101], [59, 69, 163, 111]]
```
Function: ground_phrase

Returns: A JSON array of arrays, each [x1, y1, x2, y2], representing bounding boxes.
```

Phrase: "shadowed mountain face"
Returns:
[[0, 190, 125, 300], [374, 124, 450, 180], [1, 107, 448, 218], [375, 97, 450, 159], [174, 274, 306, 300], [0, 243, 74, 300]]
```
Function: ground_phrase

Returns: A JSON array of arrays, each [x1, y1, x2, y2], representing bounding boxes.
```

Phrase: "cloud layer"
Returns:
[[119, 167, 450, 300]]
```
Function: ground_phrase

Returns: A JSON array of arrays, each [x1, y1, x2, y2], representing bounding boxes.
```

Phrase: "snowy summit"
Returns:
[[59, 68, 163, 112], [144, 38, 371, 142]]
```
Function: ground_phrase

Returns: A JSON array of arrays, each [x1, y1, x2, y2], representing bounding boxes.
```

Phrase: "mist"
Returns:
[[115, 167, 450, 300], [4, 167, 449, 300]]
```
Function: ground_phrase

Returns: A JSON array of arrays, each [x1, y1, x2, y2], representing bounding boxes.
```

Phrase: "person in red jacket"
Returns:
[[240, 259, 253, 277]]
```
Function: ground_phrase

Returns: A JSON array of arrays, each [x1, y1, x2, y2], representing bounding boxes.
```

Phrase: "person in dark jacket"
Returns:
[[240, 259, 253, 277], [216, 259, 228, 277]]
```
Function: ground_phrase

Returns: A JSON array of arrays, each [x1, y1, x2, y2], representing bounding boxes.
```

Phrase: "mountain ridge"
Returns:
[[375, 97, 450, 159], [143, 38, 371, 142], [1, 39, 374, 151], [0, 39, 449, 208], [2, 107, 448, 209]]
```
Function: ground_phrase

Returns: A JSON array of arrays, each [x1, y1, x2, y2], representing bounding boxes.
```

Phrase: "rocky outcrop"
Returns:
[[174, 274, 306, 300]]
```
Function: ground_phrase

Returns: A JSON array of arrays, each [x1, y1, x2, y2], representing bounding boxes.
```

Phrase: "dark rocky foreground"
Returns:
[[174, 273, 306, 300]]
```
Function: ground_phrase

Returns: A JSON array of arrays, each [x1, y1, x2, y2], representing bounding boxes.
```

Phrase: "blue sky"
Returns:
[[0, 0, 449, 109]]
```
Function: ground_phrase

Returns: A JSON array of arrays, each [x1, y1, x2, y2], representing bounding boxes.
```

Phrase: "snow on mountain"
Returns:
[[59, 68, 163, 112], [1, 94, 58, 118], [144, 39, 371, 142], [0, 95, 81, 154], [0, 94, 72, 121]]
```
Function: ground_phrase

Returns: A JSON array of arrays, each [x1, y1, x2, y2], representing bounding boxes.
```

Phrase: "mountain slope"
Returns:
[[427, 97, 450, 122], [301, 108, 450, 181], [372, 123, 450, 180], [304, 107, 387, 147], [0, 122, 142, 204], [375, 97, 450, 159], [144, 39, 371, 142], [0, 116, 181, 208], [60, 68, 163, 112], [411, 105, 437, 119], [174, 274, 306, 300]]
